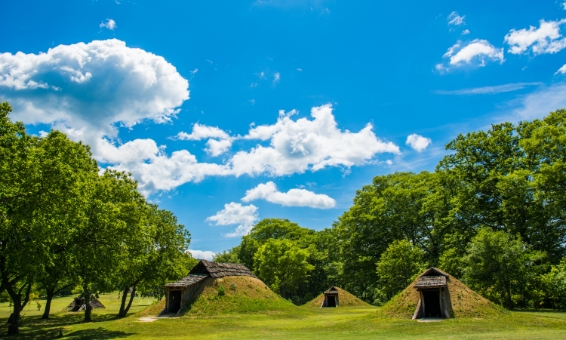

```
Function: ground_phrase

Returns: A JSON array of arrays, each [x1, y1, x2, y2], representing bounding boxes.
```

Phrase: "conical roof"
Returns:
[[377, 268, 505, 318], [305, 287, 370, 307]]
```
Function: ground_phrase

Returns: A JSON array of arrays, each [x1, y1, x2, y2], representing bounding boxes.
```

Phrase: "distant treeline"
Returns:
[[0, 101, 195, 335], [215, 109, 566, 310]]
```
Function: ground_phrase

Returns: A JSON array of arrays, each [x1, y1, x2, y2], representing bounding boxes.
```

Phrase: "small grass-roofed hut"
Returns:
[[163, 259, 256, 315], [412, 268, 452, 319], [321, 286, 339, 307], [65, 295, 105, 312], [378, 267, 505, 319], [305, 286, 370, 308]]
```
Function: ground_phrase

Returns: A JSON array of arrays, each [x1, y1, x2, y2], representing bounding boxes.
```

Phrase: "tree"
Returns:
[[438, 117, 565, 261], [334, 171, 442, 301], [213, 246, 241, 263], [69, 170, 137, 322], [239, 218, 314, 270], [463, 228, 545, 309], [253, 239, 314, 299], [116, 204, 193, 317], [375, 239, 426, 303], [541, 258, 566, 310], [1, 101, 98, 334]]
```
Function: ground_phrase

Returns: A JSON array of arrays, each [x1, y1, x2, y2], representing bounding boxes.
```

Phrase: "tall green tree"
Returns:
[[35, 131, 98, 320], [253, 238, 314, 299], [463, 228, 545, 309], [116, 204, 193, 317], [334, 171, 443, 301], [238, 218, 314, 270], [375, 239, 426, 303], [69, 170, 137, 322], [1, 101, 98, 334]]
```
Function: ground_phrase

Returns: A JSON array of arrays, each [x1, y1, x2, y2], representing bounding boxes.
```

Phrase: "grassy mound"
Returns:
[[139, 299, 166, 317], [181, 276, 297, 316], [304, 287, 370, 308], [378, 273, 506, 319]]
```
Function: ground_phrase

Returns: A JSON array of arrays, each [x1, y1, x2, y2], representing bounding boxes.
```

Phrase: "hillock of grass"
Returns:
[[139, 299, 166, 317], [180, 276, 297, 316], [304, 287, 370, 308], [377, 273, 506, 319]]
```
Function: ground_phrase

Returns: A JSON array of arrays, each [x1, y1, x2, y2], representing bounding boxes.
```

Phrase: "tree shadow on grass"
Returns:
[[63, 327, 133, 339], [2, 314, 131, 339], [7, 327, 132, 340]]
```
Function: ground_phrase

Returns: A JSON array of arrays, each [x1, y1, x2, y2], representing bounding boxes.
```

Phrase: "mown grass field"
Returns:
[[1, 293, 566, 339]]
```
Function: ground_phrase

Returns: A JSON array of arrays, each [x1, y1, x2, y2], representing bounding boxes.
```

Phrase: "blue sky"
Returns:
[[2, 0, 566, 259]]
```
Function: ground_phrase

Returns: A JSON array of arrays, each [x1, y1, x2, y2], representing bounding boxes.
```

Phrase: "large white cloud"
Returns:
[[230, 105, 400, 176], [242, 181, 336, 209], [206, 202, 259, 238], [505, 19, 566, 55], [0, 39, 188, 132], [437, 39, 504, 71]]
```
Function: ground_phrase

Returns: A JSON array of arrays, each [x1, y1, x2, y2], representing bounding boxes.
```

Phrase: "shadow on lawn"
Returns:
[[9, 327, 132, 340], [2, 314, 133, 339]]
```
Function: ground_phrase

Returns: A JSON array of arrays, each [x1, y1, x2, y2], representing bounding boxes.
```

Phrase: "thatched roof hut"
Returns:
[[163, 260, 256, 315], [65, 295, 105, 312], [378, 267, 504, 319], [321, 286, 340, 307]]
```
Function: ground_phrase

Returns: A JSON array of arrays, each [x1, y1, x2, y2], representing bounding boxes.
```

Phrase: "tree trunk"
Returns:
[[42, 288, 55, 319], [83, 290, 92, 322], [124, 286, 136, 316], [118, 287, 130, 318], [6, 291, 21, 336]]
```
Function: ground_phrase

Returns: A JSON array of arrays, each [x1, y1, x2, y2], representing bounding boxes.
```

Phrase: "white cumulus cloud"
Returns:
[[176, 123, 233, 156], [406, 134, 431, 152], [0, 39, 189, 143], [448, 11, 465, 26], [188, 249, 216, 261], [437, 39, 504, 71], [100, 19, 117, 30], [505, 19, 566, 55], [242, 181, 336, 209], [231, 104, 400, 176], [206, 202, 259, 238]]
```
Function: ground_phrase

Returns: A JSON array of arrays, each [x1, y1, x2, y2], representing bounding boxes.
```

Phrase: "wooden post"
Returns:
[[420, 290, 425, 317], [439, 288, 443, 318], [166, 290, 169, 313]]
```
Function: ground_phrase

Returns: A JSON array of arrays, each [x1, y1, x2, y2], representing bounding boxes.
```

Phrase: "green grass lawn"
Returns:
[[1, 294, 566, 339]]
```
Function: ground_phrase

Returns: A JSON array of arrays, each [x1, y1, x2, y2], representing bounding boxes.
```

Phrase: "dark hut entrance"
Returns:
[[326, 295, 337, 307], [321, 286, 339, 307], [422, 289, 441, 317], [412, 268, 453, 320], [168, 290, 181, 313]]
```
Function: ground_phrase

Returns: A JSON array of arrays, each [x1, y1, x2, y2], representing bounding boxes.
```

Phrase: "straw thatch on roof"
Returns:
[[162, 259, 256, 315], [188, 260, 256, 278]]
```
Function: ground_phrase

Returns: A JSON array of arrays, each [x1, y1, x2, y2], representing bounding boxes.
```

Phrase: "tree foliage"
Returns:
[[0, 102, 192, 333], [463, 228, 545, 309], [253, 238, 314, 299], [375, 239, 426, 303]]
